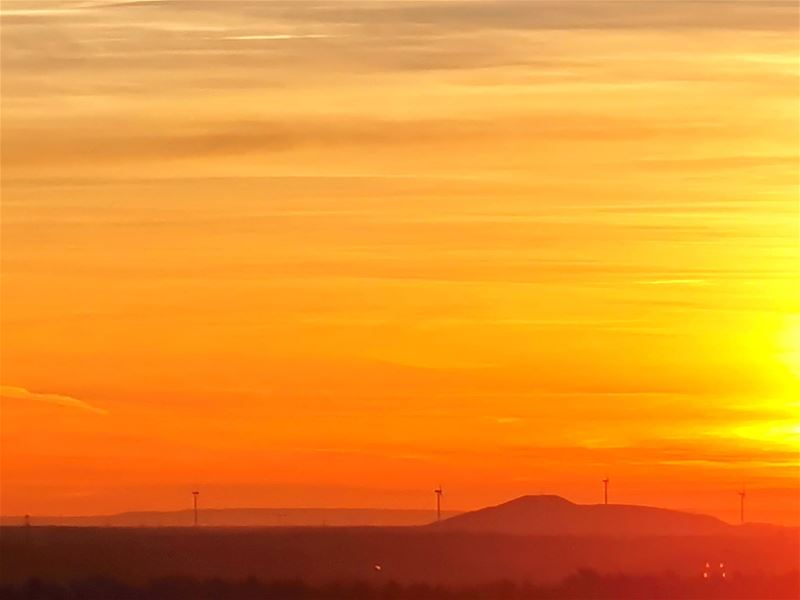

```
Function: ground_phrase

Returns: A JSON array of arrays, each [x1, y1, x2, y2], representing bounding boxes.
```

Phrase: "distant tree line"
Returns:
[[1, 570, 797, 600]]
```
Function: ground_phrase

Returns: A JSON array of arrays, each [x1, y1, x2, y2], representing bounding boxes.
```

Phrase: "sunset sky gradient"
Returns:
[[1, 0, 798, 524]]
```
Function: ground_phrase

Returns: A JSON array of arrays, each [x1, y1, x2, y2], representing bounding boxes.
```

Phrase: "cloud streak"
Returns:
[[0, 385, 108, 415], [0, 114, 738, 167]]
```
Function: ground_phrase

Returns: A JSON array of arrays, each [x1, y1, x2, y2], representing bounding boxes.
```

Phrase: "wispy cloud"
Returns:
[[637, 279, 710, 286], [220, 34, 334, 41], [0, 114, 732, 168], [0, 385, 108, 415], [0, 9, 82, 17]]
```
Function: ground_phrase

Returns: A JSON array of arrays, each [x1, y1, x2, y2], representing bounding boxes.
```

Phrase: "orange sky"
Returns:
[[1, 0, 798, 525]]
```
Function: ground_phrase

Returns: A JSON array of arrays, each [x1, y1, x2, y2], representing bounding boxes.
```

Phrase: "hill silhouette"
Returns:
[[0, 508, 460, 528], [432, 495, 736, 536]]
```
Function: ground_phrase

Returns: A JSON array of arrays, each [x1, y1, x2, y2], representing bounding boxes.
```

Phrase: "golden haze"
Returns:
[[1, 0, 798, 524]]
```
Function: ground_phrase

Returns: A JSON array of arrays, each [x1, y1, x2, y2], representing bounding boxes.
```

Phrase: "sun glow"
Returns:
[[729, 421, 800, 450]]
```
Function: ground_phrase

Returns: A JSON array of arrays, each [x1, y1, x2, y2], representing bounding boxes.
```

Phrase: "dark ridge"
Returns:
[[432, 494, 733, 536]]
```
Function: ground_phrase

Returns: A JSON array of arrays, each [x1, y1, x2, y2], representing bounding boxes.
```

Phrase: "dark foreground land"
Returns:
[[1, 526, 797, 598], [2, 572, 799, 600]]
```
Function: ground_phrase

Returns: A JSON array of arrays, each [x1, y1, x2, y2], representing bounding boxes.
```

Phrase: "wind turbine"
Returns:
[[24, 514, 31, 546], [738, 488, 746, 525], [434, 485, 443, 522], [192, 490, 200, 527]]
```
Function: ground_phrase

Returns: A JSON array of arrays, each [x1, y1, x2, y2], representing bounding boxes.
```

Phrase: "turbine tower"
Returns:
[[192, 490, 200, 527], [738, 488, 746, 525], [602, 477, 610, 505], [24, 514, 31, 546], [434, 485, 443, 522]]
